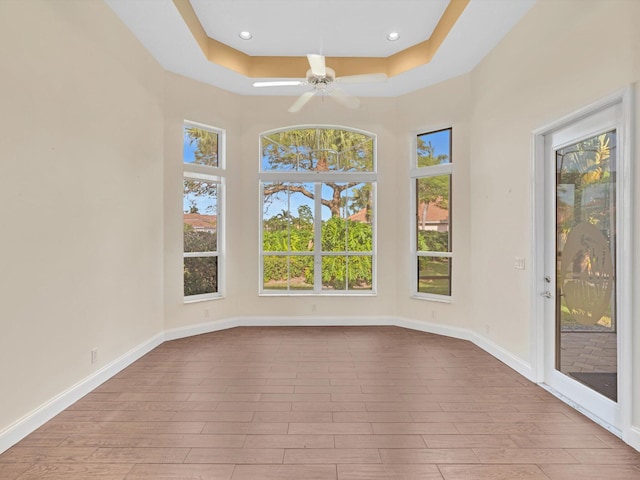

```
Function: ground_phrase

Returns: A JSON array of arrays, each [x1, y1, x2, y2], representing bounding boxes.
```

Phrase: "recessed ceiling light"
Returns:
[[239, 31, 252, 40], [386, 32, 400, 41]]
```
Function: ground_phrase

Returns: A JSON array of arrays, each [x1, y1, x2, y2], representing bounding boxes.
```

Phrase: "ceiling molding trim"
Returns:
[[172, 0, 470, 79], [388, 0, 470, 76]]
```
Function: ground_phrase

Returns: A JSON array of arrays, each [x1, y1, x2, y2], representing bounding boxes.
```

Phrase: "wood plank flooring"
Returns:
[[1, 326, 639, 479]]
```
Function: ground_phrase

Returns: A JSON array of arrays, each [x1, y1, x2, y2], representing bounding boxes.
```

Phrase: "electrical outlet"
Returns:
[[91, 348, 98, 364], [204, 309, 209, 318], [514, 257, 526, 270]]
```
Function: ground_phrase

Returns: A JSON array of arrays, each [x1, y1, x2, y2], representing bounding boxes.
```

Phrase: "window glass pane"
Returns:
[[321, 182, 373, 253], [184, 257, 217, 296], [346, 183, 373, 252], [556, 130, 617, 331], [321, 256, 373, 291], [263, 182, 315, 252], [184, 180, 217, 253], [416, 175, 450, 252], [417, 257, 451, 296], [321, 217, 347, 252], [261, 128, 373, 172], [322, 255, 346, 290], [417, 128, 451, 167], [184, 125, 219, 167], [555, 130, 617, 399], [263, 255, 288, 289], [263, 255, 313, 291], [348, 256, 373, 290], [289, 256, 314, 290]]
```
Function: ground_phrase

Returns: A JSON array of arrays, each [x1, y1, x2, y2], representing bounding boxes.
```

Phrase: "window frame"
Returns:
[[258, 125, 377, 296], [183, 120, 225, 303], [410, 127, 453, 301]]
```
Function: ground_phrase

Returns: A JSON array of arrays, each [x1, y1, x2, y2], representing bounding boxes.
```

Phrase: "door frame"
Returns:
[[531, 87, 633, 437]]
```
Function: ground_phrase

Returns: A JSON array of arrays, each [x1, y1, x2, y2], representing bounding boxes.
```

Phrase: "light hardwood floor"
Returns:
[[1, 326, 639, 479]]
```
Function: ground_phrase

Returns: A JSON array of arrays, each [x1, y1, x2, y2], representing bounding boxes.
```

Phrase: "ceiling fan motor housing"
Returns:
[[306, 67, 336, 91]]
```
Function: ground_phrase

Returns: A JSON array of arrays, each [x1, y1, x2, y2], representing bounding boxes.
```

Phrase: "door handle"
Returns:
[[541, 291, 552, 298]]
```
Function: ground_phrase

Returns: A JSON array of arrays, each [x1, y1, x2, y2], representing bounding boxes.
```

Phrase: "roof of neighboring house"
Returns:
[[348, 209, 369, 223], [184, 213, 217, 229], [419, 201, 449, 222]]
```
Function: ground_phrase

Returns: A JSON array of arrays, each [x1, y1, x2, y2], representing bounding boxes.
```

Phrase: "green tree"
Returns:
[[185, 126, 219, 166], [184, 127, 219, 201], [416, 138, 451, 253], [320, 216, 373, 289], [417, 138, 450, 208], [183, 223, 217, 296], [183, 223, 216, 253], [262, 128, 373, 217], [558, 133, 612, 226], [184, 257, 217, 296]]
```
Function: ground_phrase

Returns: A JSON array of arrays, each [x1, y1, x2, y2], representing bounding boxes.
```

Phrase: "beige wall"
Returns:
[[2, 0, 639, 450], [468, 0, 639, 427], [0, 1, 164, 433], [236, 95, 402, 320], [395, 75, 472, 329], [163, 73, 241, 329], [163, 75, 402, 328]]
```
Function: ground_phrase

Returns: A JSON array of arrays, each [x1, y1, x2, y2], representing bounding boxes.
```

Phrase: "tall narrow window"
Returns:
[[412, 128, 452, 297], [183, 121, 224, 300], [260, 127, 376, 295]]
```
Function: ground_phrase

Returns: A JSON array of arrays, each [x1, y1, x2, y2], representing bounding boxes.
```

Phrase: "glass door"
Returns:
[[543, 103, 622, 428], [555, 130, 617, 401]]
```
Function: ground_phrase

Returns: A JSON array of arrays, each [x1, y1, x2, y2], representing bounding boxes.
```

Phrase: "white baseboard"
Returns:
[[0, 332, 164, 455], [163, 315, 392, 341], [2, 315, 636, 455], [242, 316, 392, 327], [392, 316, 535, 382], [165, 315, 535, 383], [467, 331, 535, 381], [164, 317, 242, 341], [625, 426, 640, 452]]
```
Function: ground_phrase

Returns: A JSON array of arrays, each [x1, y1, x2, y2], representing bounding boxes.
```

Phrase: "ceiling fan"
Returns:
[[253, 54, 387, 113]]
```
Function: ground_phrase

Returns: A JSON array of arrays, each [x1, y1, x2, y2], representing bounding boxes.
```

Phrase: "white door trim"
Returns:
[[531, 86, 634, 437]]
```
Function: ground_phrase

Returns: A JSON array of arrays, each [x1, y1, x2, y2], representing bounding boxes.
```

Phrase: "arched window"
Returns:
[[259, 126, 376, 294]]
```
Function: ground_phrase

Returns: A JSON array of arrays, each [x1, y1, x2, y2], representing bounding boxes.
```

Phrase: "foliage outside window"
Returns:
[[183, 121, 224, 300], [413, 128, 452, 297], [260, 127, 376, 294]]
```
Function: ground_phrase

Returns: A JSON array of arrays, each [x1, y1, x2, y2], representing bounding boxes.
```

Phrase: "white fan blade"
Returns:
[[253, 80, 304, 87], [330, 88, 360, 109], [307, 54, 326, 77], [288, 91, 315, 113], [337, 73, 387, 84]]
